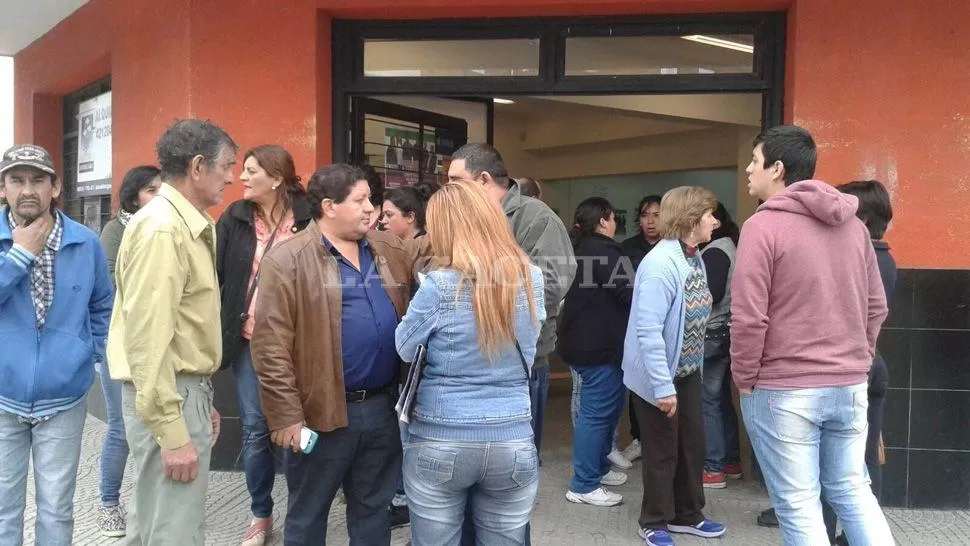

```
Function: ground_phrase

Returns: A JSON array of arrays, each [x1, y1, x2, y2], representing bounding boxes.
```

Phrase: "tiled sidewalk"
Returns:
[[21, 416, 970, 545]]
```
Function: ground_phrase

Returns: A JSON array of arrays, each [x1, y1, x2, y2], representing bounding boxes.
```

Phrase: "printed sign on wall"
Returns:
[[76, 91, 112, 197]]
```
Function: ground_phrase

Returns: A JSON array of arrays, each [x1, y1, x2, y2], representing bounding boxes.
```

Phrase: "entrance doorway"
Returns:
[[331, 11, 783, 458]]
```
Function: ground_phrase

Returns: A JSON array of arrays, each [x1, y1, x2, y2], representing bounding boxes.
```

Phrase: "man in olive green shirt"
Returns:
[[107, 119, 237, 545]]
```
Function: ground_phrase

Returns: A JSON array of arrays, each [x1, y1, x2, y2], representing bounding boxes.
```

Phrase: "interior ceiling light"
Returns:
[[493, 98, 516, 104], [681, 35, 754, 54]]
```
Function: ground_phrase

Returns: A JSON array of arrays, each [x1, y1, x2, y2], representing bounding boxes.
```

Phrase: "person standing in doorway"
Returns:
[[623, 186, 727, 546], [821, 179, 898, 545], [560, 197, 634, 508], [108, 119, 237, 545], [96, 164, 162, 538], [448, 144, 575, 546], [698, 202, 742, 491], [618, 193, 663, 464], [732, 125, 892, 544], [216, 145, 312, 546], [251, 164, 414, 545], [0, 144, 113, 545]]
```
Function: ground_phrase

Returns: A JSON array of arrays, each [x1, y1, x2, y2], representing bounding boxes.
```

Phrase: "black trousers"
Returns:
[[633, 372, 706, 530], [283, 393, 402, 545], [628, 391, 640, 441]]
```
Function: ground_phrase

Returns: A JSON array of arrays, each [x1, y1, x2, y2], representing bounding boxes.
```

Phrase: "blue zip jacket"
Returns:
[[622, 238, 707, 407], [0, 207, 113, 418]]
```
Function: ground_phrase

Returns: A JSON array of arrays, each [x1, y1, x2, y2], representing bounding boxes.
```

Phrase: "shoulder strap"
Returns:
[[241, 214, 286, 315], [514, 340, 531, 379]]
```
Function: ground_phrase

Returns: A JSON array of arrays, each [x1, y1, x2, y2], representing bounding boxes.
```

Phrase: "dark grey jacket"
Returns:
[[502, 181, 576, 361]]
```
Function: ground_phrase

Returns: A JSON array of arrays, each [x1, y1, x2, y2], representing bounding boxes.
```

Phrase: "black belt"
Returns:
[[345, 385, 392, 403]]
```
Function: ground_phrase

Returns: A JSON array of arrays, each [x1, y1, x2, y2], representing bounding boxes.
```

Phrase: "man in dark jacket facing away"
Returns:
[[448, 143, 577, 456]]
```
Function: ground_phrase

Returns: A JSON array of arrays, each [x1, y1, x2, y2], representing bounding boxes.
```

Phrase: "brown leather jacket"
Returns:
[[251, 221, 414, 433]]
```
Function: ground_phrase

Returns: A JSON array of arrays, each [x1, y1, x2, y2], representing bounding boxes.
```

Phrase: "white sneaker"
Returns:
[[566, 487, 623, 507], [600, 469, 628, 486], [621, 439, 642, 462], [608, 448, 633, 470]]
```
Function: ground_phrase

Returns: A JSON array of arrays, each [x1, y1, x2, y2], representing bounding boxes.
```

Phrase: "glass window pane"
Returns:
[[565, 35, 755, 76], [364, 39, 540, 77]]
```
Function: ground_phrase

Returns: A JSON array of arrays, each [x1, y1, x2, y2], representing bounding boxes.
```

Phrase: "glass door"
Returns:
[[350, 97, 469, 189]]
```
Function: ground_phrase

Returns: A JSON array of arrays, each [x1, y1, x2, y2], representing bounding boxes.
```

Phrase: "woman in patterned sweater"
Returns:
[[620, 186, 726, 546]]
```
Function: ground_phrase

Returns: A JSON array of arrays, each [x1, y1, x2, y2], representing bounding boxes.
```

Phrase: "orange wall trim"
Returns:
[[14, 0, 968, 268]]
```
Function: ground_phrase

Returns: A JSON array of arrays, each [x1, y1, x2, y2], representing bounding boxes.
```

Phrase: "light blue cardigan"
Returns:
[[622, 238, 707, 407]]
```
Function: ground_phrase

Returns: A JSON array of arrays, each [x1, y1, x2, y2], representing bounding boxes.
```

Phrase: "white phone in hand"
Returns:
[[299, 427, 318, 454]]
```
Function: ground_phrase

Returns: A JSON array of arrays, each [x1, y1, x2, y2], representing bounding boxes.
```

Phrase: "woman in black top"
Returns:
[[215, 145, 312, 545], [559, 197, 635, 508]]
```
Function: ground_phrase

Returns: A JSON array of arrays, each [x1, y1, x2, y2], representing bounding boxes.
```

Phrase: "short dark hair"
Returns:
[[570, 197, 615, 242], [307, 164, 367, 220], [754, 125, 817, 186], [118, 165, 161, 214], [155, 119, 238, 181], [836, 180, 893, 239], [361, 164, 384, 207], [384, 183, 435, 231], [710, 201, 740, 245], [452, 143, 509, 186], [636, 194, 662, 216], [516, 177, 542, 199]]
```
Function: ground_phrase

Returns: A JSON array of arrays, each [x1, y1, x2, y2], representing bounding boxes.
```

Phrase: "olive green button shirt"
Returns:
[[107, 183, 221, 450]]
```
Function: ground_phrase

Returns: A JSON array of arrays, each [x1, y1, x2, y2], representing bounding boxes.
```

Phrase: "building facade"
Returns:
[[12, 0, 970, 509]]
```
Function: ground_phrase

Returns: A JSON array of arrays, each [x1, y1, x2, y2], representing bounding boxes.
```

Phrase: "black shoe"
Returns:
[[757, 508, 779, 528], [389, 504, 411, 529]]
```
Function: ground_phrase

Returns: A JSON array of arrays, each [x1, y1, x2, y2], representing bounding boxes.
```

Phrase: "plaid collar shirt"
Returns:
[[6, 211, 63, 328]]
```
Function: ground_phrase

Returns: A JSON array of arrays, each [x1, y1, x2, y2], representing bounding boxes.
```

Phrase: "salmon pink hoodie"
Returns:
[[730, 180, 888, 391]]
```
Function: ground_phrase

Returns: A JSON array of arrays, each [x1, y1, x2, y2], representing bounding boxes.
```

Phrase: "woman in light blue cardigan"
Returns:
[[621, 187, 726, 546]]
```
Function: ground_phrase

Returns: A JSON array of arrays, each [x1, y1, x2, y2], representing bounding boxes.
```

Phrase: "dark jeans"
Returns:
[[529, 360, 550, 455], [701, 336, 740, 473], [231, 339, 276, 518], [569, 364, 626, 493], [633, 372, 707, 530], [822, 356, 888, 541], [283, 393, 401, 545]]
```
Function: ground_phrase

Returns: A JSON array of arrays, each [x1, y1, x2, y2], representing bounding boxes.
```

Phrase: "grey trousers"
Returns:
[[122, 375, 214, 546]]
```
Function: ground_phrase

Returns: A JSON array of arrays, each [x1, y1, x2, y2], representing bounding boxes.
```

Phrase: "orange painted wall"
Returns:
[[785, 0, 970, 269], [14, 0, 968, 268]]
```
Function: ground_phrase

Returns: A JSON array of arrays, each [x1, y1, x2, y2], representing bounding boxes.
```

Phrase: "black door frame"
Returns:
[[331, 12, 786, 163]]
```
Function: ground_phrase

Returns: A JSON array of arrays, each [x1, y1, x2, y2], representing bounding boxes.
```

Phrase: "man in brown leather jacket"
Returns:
[[251, 164, 414, 545]]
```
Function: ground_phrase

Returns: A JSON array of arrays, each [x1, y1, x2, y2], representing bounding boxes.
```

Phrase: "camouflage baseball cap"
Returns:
[[0, 144, 57, 177]]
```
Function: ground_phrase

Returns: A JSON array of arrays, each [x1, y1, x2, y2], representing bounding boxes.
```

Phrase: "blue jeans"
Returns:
[[742, 384, 892, 545], [529, 359, 550, 455], [284, 393, 400, 545], [0, 401, 87, 546], [568, 365, 625, 493], [97, 360, 129, 507], [570, 368, 621, 452], [405, 435, 539, 546], [232, 339, 276, 518], [700, 340, 740, 473]]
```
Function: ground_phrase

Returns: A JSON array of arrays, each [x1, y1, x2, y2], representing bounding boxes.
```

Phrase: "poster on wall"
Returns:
[[82, 198, 102, 233], [76, 91, 112, 197]]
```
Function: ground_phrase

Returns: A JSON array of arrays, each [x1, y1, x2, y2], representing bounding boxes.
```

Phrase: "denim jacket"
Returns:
[[395, 266, 546, 442]]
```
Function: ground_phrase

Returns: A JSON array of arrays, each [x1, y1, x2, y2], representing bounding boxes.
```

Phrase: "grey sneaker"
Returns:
[[97, 505, 126, 538]]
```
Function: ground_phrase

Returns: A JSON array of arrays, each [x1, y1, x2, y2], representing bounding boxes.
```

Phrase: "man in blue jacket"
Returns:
[[0, 144, 113, 545]]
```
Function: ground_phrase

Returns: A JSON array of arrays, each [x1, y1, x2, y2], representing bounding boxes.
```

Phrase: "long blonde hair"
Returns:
[[426, 181, 539, 356]]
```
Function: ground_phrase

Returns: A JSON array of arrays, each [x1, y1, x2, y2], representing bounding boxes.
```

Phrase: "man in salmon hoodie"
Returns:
[[730, 125, 893, 545]]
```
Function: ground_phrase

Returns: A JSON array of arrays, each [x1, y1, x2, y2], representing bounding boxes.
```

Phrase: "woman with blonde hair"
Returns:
[[621, 186, 727, 546], [396, 180, 546, 546]]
